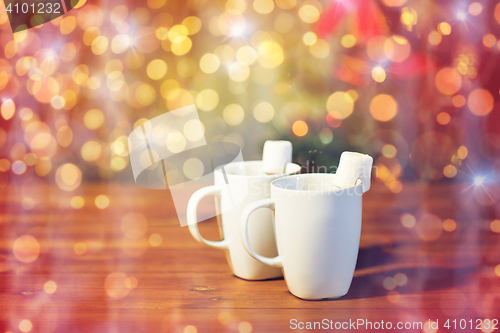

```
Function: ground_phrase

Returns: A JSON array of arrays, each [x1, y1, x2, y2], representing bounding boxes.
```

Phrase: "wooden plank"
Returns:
[[0, 182, 498, 332]]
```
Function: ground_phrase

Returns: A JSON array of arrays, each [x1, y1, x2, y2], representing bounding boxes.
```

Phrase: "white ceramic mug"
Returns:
[[187, 161, 301, 280], [240, 173, 366, 299]]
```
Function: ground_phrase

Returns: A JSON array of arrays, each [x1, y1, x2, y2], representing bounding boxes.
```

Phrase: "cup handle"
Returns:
[[187, 185, 229, 250], [240, 198, 283, 268]]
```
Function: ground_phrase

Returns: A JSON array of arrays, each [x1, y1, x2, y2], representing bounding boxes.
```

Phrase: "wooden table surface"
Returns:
[[0, 181, 499, 332]]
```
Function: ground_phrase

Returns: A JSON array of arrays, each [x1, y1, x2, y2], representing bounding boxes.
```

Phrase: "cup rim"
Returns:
[[270, 173, 363, 194], [214, 160, 301, 179]]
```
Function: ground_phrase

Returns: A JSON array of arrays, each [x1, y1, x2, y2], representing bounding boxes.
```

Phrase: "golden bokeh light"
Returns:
[[111, 34, 131, 54], [495, 3, 500, 25], [436, 112, 451, 125], [469, 2, 482, 16], [276, 0, 296, 9], [199, 53, 220, 74], [182, 16, 202, 35], [214, 44, 235, 64], [74, 242, 87, 255], [253, 0, 274, 14], [394, 273, 407, 286], [442, 219, 456, 232], [56, 126, 73, 148], [428, 31, 442, 45], [43, 281, 57, 294], [223, 104, 245, 126], [383, 277, 396, 290], [13, 235, 40, 263], [125, 276, 138, 289], [371, 66, 386, 82], [303, 32, 317, 46], [166, 132, 187, 153], [70, 196, 85, 209], [83, 27, 100, 46], [370, 94, 398, 122], [91, 36, 109, 55], [490, 220, 500, 233], [400, 213, 416, 228], [12, 160, 26, 175], [51, 95, 66, 109], [228, 61, 250, 82], [171, 37, 192, 56], [387, 291, 400, 304], [136, 83, 157, 106], [226, 0, 247, 15], [435, 68, 462, 95], [55, 163, 82, 191], [84, 109, 105, 130], [298, 4, 320, 23], [452, 94, 466, 107], [443, 164, 457, 178], [183, 119, 205, 142], [340, 34, 356, 48], [60, 16, 77, 35], [238, 321, 252, 333], [148, 0, 166, 9], [400, 7, 417, 30], [416, 214, 442, 242], [494, 264, 500, 277], [326, 92, 354, 119], [95, 194, 110, 209], [457, 145, 468, 159], [292, 120, 308, 137], [381, 0, 407, 6], [483, 34, 497, 48], [184, 325, 198, 333], [24, 154, 37, 166], [1, 99, 15, 120], [309, 39, 330, 58], [384, 36, 410, 62], [111, 156, 128, 172], [438, 22, 451, 35], [253, 101, 275, 123], [110, 5, 128, 23], [146, 59, 168, 80], [19, 319, 33, 333], [81, 141, 102, 162], [149, 233, 163, 247], [0, 159, 10, 172], [236, 46, 257, 65], [183, 157, 205, 180], [389, 180, 403, 193], [35, 157, 52, 177], [257, 40, 284, 68], [468, 89, 494, 116], [382, 144, 397, 158], [196, 89, 219, 111]]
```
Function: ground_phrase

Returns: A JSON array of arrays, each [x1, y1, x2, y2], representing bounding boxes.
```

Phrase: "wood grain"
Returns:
[[0, 181, 499, 332]]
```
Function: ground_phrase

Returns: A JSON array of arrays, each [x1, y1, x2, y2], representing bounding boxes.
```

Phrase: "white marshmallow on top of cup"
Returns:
[[334, 152, 373, 193], [262, 140, 292, 175]]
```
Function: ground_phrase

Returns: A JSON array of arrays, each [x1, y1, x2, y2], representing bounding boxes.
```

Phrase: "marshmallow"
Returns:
[[334, 152, 373, 192], [262, 140, 292, 174]]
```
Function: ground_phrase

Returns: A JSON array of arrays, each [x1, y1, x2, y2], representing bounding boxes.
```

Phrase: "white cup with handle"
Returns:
[[187, 161, 301, 280], [240, 173, 367, 299]]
